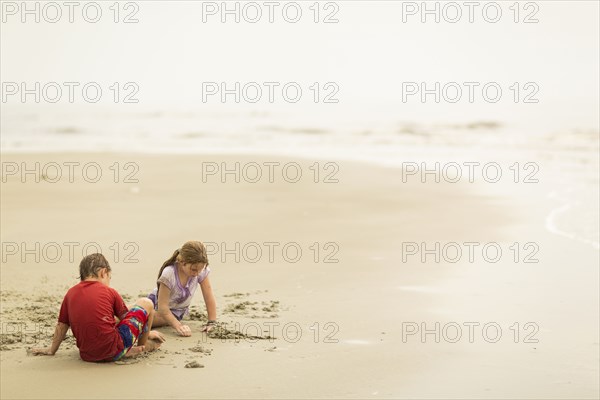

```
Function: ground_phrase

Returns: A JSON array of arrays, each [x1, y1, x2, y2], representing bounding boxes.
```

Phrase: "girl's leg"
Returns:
[[150, 311, 171, 328]]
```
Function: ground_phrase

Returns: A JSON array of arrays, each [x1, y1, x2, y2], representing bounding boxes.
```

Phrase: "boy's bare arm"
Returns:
[[31, 322, 69, 356]]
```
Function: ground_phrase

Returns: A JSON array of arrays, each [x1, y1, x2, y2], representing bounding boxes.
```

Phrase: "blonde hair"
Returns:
[[156, 241, 209, 291]]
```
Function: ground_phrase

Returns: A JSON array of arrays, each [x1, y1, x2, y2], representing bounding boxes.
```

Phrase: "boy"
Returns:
[[32, 253, 165, 361]]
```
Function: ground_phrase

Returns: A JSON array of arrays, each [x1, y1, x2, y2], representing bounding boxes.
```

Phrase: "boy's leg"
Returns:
[[114, 298, 159, 360], [133, 298, 154, 346]]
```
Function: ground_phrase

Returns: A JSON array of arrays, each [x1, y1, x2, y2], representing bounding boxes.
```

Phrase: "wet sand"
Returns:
[[1, 153, 598, 399]]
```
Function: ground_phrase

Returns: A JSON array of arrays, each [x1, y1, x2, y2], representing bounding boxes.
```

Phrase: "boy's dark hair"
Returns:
[[79, 253, 111, 281]]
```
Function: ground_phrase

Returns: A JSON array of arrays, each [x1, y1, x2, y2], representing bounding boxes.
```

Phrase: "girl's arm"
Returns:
[[157, 283, 192, 336], [200, 277, 217, 330], [31, 322, 69, 355]]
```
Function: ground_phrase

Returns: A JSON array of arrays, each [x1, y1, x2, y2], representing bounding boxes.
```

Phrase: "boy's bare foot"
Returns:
[[143, 339, 161, 352], [122, 339, 161, 359], [124, 345, 145, 358]]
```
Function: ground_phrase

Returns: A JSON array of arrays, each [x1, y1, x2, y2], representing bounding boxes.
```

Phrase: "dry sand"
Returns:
[[0, 153, 598, 399]]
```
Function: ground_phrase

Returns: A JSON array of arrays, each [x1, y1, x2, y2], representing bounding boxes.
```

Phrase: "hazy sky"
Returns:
[[1, 1, 599, 129]]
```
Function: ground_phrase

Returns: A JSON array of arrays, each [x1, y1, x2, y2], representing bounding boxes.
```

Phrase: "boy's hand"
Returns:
[[175, 324, 192, 337], [148, 330, 166, 343], [201, 324, 215, 333], [30, 347, 55, 356]]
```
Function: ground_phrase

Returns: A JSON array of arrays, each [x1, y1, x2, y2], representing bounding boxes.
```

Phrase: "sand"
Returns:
[[1, 153, 598, 399]]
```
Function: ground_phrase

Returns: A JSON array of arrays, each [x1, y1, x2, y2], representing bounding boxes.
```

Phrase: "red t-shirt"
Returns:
[[58, 280, 128, 362]]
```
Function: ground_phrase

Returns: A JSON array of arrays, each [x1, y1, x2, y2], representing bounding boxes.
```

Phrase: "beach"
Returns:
[[1, 1, 599, 397], [1, 152, 598, 399]]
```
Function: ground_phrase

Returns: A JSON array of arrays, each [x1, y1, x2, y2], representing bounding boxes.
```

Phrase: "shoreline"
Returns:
[[3, 149, 598, 251]]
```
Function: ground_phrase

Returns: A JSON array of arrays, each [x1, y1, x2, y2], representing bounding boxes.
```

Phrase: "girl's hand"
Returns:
[[148, 330, 166, 343], [30, 347, 54, 356], [201, 320, 217, 333], [175, 324, 192, 337]]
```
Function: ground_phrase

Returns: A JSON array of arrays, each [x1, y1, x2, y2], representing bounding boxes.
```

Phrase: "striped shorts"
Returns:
[[113, 305, 149, 361]]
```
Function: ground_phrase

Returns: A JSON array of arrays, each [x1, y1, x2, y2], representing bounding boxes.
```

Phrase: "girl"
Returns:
[[148, 241, 217, 336]]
